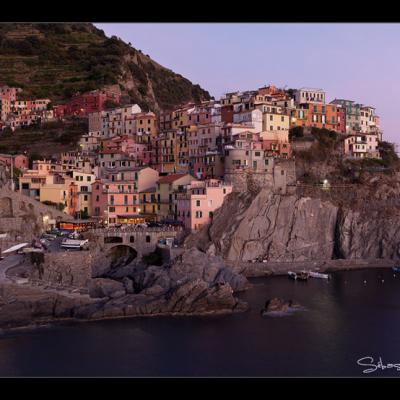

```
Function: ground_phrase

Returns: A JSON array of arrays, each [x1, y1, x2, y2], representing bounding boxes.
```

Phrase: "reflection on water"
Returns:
[[0, 269, 400, 377]]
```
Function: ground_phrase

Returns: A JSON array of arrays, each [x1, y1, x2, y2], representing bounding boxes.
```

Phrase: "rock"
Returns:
[[261, 298, 301, 315], [186, 185, 400, 264], [88, 278, 126, 299], [122, 277, 134, 294], [141, 284, 166, 296]]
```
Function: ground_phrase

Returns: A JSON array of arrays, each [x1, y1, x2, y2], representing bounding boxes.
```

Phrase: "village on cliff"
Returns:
[[0, 83, 385, 233]]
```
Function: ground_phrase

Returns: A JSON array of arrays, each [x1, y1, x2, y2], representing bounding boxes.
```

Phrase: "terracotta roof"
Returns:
[[158, 173, 192, 184]]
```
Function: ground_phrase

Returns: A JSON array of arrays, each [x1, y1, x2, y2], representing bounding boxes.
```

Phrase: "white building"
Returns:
[[295, 88, 325, 104]]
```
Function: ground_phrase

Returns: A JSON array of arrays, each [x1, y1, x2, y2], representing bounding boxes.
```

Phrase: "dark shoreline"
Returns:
[[0, 263, 396, 335], [232, 258, 395, 277]]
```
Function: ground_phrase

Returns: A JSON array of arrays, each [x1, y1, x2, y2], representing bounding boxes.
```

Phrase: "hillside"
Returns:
[[0, 23, 211, 111], [0, 119, 87, 159]]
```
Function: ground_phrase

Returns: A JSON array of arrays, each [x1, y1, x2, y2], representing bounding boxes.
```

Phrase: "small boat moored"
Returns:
[[297, 271, 309, 281], [288, 271, 309, 281], [309, 271, 330, 280], [392, 266, 400, 273], [288, 271, 297, 280]]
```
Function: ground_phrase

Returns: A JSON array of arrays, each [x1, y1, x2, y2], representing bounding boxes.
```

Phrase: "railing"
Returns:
[[89, 226, 183, 234]]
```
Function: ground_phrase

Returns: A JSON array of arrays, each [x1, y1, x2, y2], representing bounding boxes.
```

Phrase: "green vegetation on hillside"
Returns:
[[0, 23, 211, 111], [0, 118, 87, 157]]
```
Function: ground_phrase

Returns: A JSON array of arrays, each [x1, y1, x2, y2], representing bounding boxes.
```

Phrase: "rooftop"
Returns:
[[158, 173, 193, 184]]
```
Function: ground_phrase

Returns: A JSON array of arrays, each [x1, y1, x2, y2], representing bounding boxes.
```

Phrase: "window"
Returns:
[[196, 200, 200, 207], [146, 235, 151, 243]]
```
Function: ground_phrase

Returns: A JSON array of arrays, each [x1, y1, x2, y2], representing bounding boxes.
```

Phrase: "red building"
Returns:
[[336, 104, 346, 134], [54, 89, 121, 118], [221, 105, 234, 123]]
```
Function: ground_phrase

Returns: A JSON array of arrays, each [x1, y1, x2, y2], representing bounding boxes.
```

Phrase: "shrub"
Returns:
[[289, 126, 304, 139]]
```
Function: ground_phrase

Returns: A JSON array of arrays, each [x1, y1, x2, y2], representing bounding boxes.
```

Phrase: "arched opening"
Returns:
[[104, 236, 123, 244], [107, 245, 137, 269]]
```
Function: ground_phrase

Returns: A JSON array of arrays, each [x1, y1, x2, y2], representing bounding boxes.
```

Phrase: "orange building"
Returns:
[[307, 103, 338, 131]]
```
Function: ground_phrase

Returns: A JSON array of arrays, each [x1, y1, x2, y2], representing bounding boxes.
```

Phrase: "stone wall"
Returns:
[[87, 227, 183, 258], [31, 251, 93, 288], [225, 160, 296, 195], [0, 186, 71, 253]]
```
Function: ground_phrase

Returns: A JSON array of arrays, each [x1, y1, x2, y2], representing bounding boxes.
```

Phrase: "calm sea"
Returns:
[[0, 268, 400, 377]]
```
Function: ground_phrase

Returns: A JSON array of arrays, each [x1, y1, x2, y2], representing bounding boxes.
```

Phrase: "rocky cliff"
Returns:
[[187, 172, 400, 263]]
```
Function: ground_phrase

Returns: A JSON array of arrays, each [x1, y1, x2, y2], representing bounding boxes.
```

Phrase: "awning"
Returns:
[[2, 243, 29, 254]]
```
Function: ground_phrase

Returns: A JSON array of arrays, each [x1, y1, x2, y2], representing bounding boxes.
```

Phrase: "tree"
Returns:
[[289, 126, 304, 139], [378, 141, 399, 167]]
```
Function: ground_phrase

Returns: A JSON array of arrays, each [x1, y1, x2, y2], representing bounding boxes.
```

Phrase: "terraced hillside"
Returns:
[[0, 23, 211, 111]]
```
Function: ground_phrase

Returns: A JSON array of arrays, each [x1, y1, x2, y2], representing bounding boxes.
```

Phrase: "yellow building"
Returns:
[[172, 107, 191, 129], [69, 171, 96, 217], [39, 176, 72, 211], [262, 112, 290, 133], [177, 129, 189, 173], [290, 107, 309, 129], [153, 130, 180, 173], [139, 187, 157, 221], [155, 173, 196, 220]]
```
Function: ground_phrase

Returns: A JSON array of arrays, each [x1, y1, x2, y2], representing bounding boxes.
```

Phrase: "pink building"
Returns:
[[0, 153, 28, 170], [92, 167, 159, 225], [343, 134, 380, 159], [0, 86, 18, 102], [176, 179, 232, 231]]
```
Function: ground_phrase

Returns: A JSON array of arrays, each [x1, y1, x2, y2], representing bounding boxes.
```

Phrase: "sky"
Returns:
[[96, 23, 400, 147]]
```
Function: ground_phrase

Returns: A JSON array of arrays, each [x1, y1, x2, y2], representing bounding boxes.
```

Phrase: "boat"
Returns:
[[392, 267, 400, 273], [297, 271, 309, 281], [309, 271, 330, 280], [288, 271, 297, 280], [288, 271, 309, 281]]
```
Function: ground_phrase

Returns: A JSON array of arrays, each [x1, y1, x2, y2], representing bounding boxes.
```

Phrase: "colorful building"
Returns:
[[155, 173, 197, 220], [176, 179, 233, 231]]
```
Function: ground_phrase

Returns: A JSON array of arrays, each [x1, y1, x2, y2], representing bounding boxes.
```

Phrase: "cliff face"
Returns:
[[0, 23, 211, 111], [189, 173, 400, 263]]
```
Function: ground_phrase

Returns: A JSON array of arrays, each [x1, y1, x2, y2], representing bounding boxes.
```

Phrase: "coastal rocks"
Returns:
[[336, 209, 400, 260], [88, 278, 126, 299], [169, 247, 250, 291], [261, 298, 302, 316]]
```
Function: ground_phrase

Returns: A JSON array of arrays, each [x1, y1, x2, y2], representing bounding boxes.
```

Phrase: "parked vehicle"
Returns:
[[68, 231, 82, 240], [61, 238, 89, 251], [46, 229, 62, 237], [42, 233, 57, 241], [39, 238, 51, 248]]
